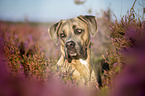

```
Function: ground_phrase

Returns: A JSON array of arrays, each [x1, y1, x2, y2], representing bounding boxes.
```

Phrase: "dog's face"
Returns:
[[48, 15, 98, 63]]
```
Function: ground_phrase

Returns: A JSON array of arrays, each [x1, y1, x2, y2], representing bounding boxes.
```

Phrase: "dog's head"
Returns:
[[48, 15, 98, 63]]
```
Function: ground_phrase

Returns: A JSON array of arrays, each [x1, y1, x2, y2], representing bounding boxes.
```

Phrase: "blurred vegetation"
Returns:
[[100, 0, 145, 95]]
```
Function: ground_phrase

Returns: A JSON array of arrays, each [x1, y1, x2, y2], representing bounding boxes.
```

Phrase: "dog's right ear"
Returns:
[[48, 20, 63, 45]]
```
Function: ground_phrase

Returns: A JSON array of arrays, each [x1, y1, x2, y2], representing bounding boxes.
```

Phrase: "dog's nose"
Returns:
[[65, 41, 75, 49]]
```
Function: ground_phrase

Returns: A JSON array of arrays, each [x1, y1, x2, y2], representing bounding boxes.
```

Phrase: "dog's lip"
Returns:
[[68, 50, 77, 56], [69, 53, 77, 56]]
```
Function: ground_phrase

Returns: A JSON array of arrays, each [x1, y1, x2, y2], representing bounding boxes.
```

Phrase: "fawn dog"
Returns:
[[48, 15, 99, 88]]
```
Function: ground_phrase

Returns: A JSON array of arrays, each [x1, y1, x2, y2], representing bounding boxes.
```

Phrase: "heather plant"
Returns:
[[108, 0, 144, 72], [100, 0, 145, 95], [2, 24, 74, 82], [1, 21, 89, 95]]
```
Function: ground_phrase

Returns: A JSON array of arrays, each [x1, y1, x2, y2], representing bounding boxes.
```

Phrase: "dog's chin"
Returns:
[[67, 49, 77, 58], [67, 51, 87, 63]]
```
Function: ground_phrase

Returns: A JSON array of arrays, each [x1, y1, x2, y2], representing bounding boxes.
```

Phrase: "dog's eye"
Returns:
[[74, 29, 83, 35], [60, 31, 66, 38]]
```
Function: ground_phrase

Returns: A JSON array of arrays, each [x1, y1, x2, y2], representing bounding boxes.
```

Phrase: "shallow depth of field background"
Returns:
[[0, 0, 145, 96]]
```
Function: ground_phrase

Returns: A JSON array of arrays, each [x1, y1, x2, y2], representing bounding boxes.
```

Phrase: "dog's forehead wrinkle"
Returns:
[[63, 19, 83, 26]]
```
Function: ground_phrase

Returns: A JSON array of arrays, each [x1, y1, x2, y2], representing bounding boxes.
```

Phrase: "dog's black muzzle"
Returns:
[[65, 40, 87, 63]]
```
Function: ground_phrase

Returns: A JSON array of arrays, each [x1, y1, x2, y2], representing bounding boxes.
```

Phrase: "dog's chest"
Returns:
[[69, 59, 90, 76]]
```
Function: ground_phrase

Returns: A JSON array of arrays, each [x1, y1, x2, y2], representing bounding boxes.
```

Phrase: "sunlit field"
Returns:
[[0, 2, 145, 96]]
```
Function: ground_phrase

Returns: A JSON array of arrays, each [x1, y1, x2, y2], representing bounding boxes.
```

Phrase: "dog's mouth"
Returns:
[[66, 47, 87, 63], [67, 49, 77, 56]]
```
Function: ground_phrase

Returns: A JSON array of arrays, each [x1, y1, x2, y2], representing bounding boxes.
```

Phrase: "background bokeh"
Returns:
[[0, 0, 144, 22]]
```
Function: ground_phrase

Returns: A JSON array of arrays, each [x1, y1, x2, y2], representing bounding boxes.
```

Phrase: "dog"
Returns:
[[48, 15, 99, 87]]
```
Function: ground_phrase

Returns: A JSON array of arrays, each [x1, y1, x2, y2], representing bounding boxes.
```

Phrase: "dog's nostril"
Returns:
[[66, 41, 75, 48]]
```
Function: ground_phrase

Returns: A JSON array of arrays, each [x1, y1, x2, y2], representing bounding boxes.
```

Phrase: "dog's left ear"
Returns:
[[77, 15, 98, 37], [48, 20, 63, 45]]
